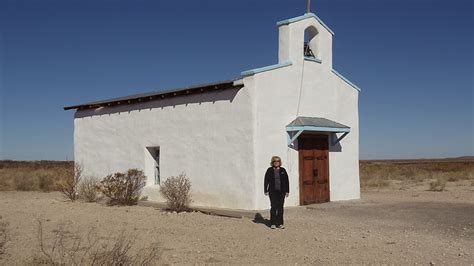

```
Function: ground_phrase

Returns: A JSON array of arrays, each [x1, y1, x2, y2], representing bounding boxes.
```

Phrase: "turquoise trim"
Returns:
[[304, 56, 322, 64], [332, 69, 362, 92], [286, 125, 350, 133], [277, 13, 335, 35], [241, 61, 292, 77], [286, 126, 350, 145], [331, 132, 349, 145], [287, 129, 304, 145]]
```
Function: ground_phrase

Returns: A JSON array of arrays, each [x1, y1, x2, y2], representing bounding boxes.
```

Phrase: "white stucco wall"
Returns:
[[72, 14, 360, 211], [74, 85, 258, 210], [252, 15, 360, 210], [251, 65, 360, 210]]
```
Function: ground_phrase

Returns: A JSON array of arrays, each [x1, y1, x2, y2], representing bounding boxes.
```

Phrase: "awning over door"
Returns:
[[286, 117, 350, 146]]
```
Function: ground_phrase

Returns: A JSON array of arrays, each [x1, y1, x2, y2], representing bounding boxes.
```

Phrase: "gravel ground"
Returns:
[[0, 183, 473, 264]]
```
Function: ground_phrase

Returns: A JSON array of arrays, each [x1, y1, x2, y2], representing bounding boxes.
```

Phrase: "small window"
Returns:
[[147, 147, 160, 185]]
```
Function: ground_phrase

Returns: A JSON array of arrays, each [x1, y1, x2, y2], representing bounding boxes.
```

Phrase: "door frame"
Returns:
[[298, 133, 330, 205]]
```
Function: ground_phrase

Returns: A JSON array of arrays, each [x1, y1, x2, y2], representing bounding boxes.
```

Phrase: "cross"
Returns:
[[307, 0, 311, 13]]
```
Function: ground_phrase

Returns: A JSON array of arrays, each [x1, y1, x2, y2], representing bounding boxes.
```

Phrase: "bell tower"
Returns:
[[277, 12, 334, 68]]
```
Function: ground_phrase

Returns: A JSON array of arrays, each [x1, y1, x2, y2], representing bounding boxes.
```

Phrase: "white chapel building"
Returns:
[[65, 12, 361, 210]]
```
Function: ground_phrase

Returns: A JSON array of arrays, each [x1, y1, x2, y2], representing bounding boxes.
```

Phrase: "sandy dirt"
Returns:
[[0, 182, 473, 264]]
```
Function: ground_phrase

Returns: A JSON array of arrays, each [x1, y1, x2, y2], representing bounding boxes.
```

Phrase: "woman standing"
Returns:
[[264, 156, 289, 229]]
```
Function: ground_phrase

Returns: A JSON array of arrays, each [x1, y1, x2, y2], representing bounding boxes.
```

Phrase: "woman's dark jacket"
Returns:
[[264, 167, 289, 193]]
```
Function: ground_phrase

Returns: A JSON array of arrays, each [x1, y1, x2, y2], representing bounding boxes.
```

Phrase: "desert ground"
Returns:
[[0, 159, 473, 264]]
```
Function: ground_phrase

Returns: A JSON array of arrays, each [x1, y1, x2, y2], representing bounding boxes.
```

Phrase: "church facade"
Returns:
[[65, 13, 361, 210]]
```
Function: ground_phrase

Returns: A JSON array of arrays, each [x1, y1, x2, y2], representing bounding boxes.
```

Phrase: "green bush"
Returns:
[[99, 169, 146, 206]]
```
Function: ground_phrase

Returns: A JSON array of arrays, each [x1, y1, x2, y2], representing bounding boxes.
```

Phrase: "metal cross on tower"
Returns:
[[307, 0, 311, 13]]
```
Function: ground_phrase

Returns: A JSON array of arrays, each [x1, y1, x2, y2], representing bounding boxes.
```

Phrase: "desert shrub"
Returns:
[[59, 163, 83, 201], [79, 176, 100, 202], [99, 169, 146, 206], [14, 176, 38, 191], [38, 173, 56, 192], [0, 219, 7, 256], [360, 177, 390, 189], [429, 177, 447, 192], [33, 220, 160, 265], [160, 173, 192, 212], [446, 176, 459, 182], [0, 176, 13, 191]]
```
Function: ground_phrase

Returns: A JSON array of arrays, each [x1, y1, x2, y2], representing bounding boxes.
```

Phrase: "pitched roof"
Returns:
[[287, 117, 349, 129], [63, 79, 242, 110]]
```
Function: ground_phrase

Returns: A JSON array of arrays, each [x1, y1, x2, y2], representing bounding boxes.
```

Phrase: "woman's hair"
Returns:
[[270, 156, 282, 167]]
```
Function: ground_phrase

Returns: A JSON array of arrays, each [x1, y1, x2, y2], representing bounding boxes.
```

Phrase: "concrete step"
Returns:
[[137, 200, 263, 219]]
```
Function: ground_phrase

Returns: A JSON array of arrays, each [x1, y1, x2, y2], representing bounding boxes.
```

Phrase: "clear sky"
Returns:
[[0, 0, 472, 160]]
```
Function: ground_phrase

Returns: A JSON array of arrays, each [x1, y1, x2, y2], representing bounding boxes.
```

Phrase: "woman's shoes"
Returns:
[[270, 224, 285, 229]]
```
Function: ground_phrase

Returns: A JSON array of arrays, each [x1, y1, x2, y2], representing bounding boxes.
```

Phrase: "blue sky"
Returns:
[[0, 0, 472, 160]]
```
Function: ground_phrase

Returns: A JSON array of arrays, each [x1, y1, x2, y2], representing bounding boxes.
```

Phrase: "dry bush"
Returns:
[[38, 173, 56, 192], [59, 163, 83, 201], [0, 219, 8, 256], [0, 178, 12, 191], [360, 177, 390, 189], [429, 177, 447, 192], [0, 160, 73, 191], [33, 220, 160, 265], [99, 169, 146, 206], [160, 173, 192, 212], [79, 176, 100, 202], [447, 176, 458, 182], [14, 176, 38, 191]]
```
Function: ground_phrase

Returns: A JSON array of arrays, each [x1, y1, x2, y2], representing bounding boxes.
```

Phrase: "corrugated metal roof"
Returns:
[[287, 117, 349, 129], [63, 79, 241, 110]]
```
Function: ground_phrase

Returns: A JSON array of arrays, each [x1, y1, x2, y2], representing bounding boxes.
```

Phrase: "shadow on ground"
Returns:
[[253, 213, 271, 228]]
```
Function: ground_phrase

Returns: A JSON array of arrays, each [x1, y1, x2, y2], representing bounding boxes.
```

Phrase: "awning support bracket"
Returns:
[[331, 132, 349, 145], [287, 129, 304, 146]]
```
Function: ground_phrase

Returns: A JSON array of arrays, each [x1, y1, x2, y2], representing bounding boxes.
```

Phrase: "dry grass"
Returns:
[[360, 158, 474, 190], [33, 219, 160, 265], [0, 161, 73, 192], [0, 219, 7, 256], [2, 159, 472, 195]]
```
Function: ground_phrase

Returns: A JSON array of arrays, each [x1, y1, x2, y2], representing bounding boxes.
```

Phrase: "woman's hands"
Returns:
[[265, 192, 268, 196], [285, 193, 289, 197]]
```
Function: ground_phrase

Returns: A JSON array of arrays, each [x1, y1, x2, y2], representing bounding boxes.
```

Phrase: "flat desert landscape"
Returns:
[[0, 159, 473, 264]]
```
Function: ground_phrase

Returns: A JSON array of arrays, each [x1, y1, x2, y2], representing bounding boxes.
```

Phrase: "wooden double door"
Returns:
[[299, 134, 330, 205]]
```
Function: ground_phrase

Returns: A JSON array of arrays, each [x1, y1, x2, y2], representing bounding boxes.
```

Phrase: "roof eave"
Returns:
[[63, 80, 242, 111]]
